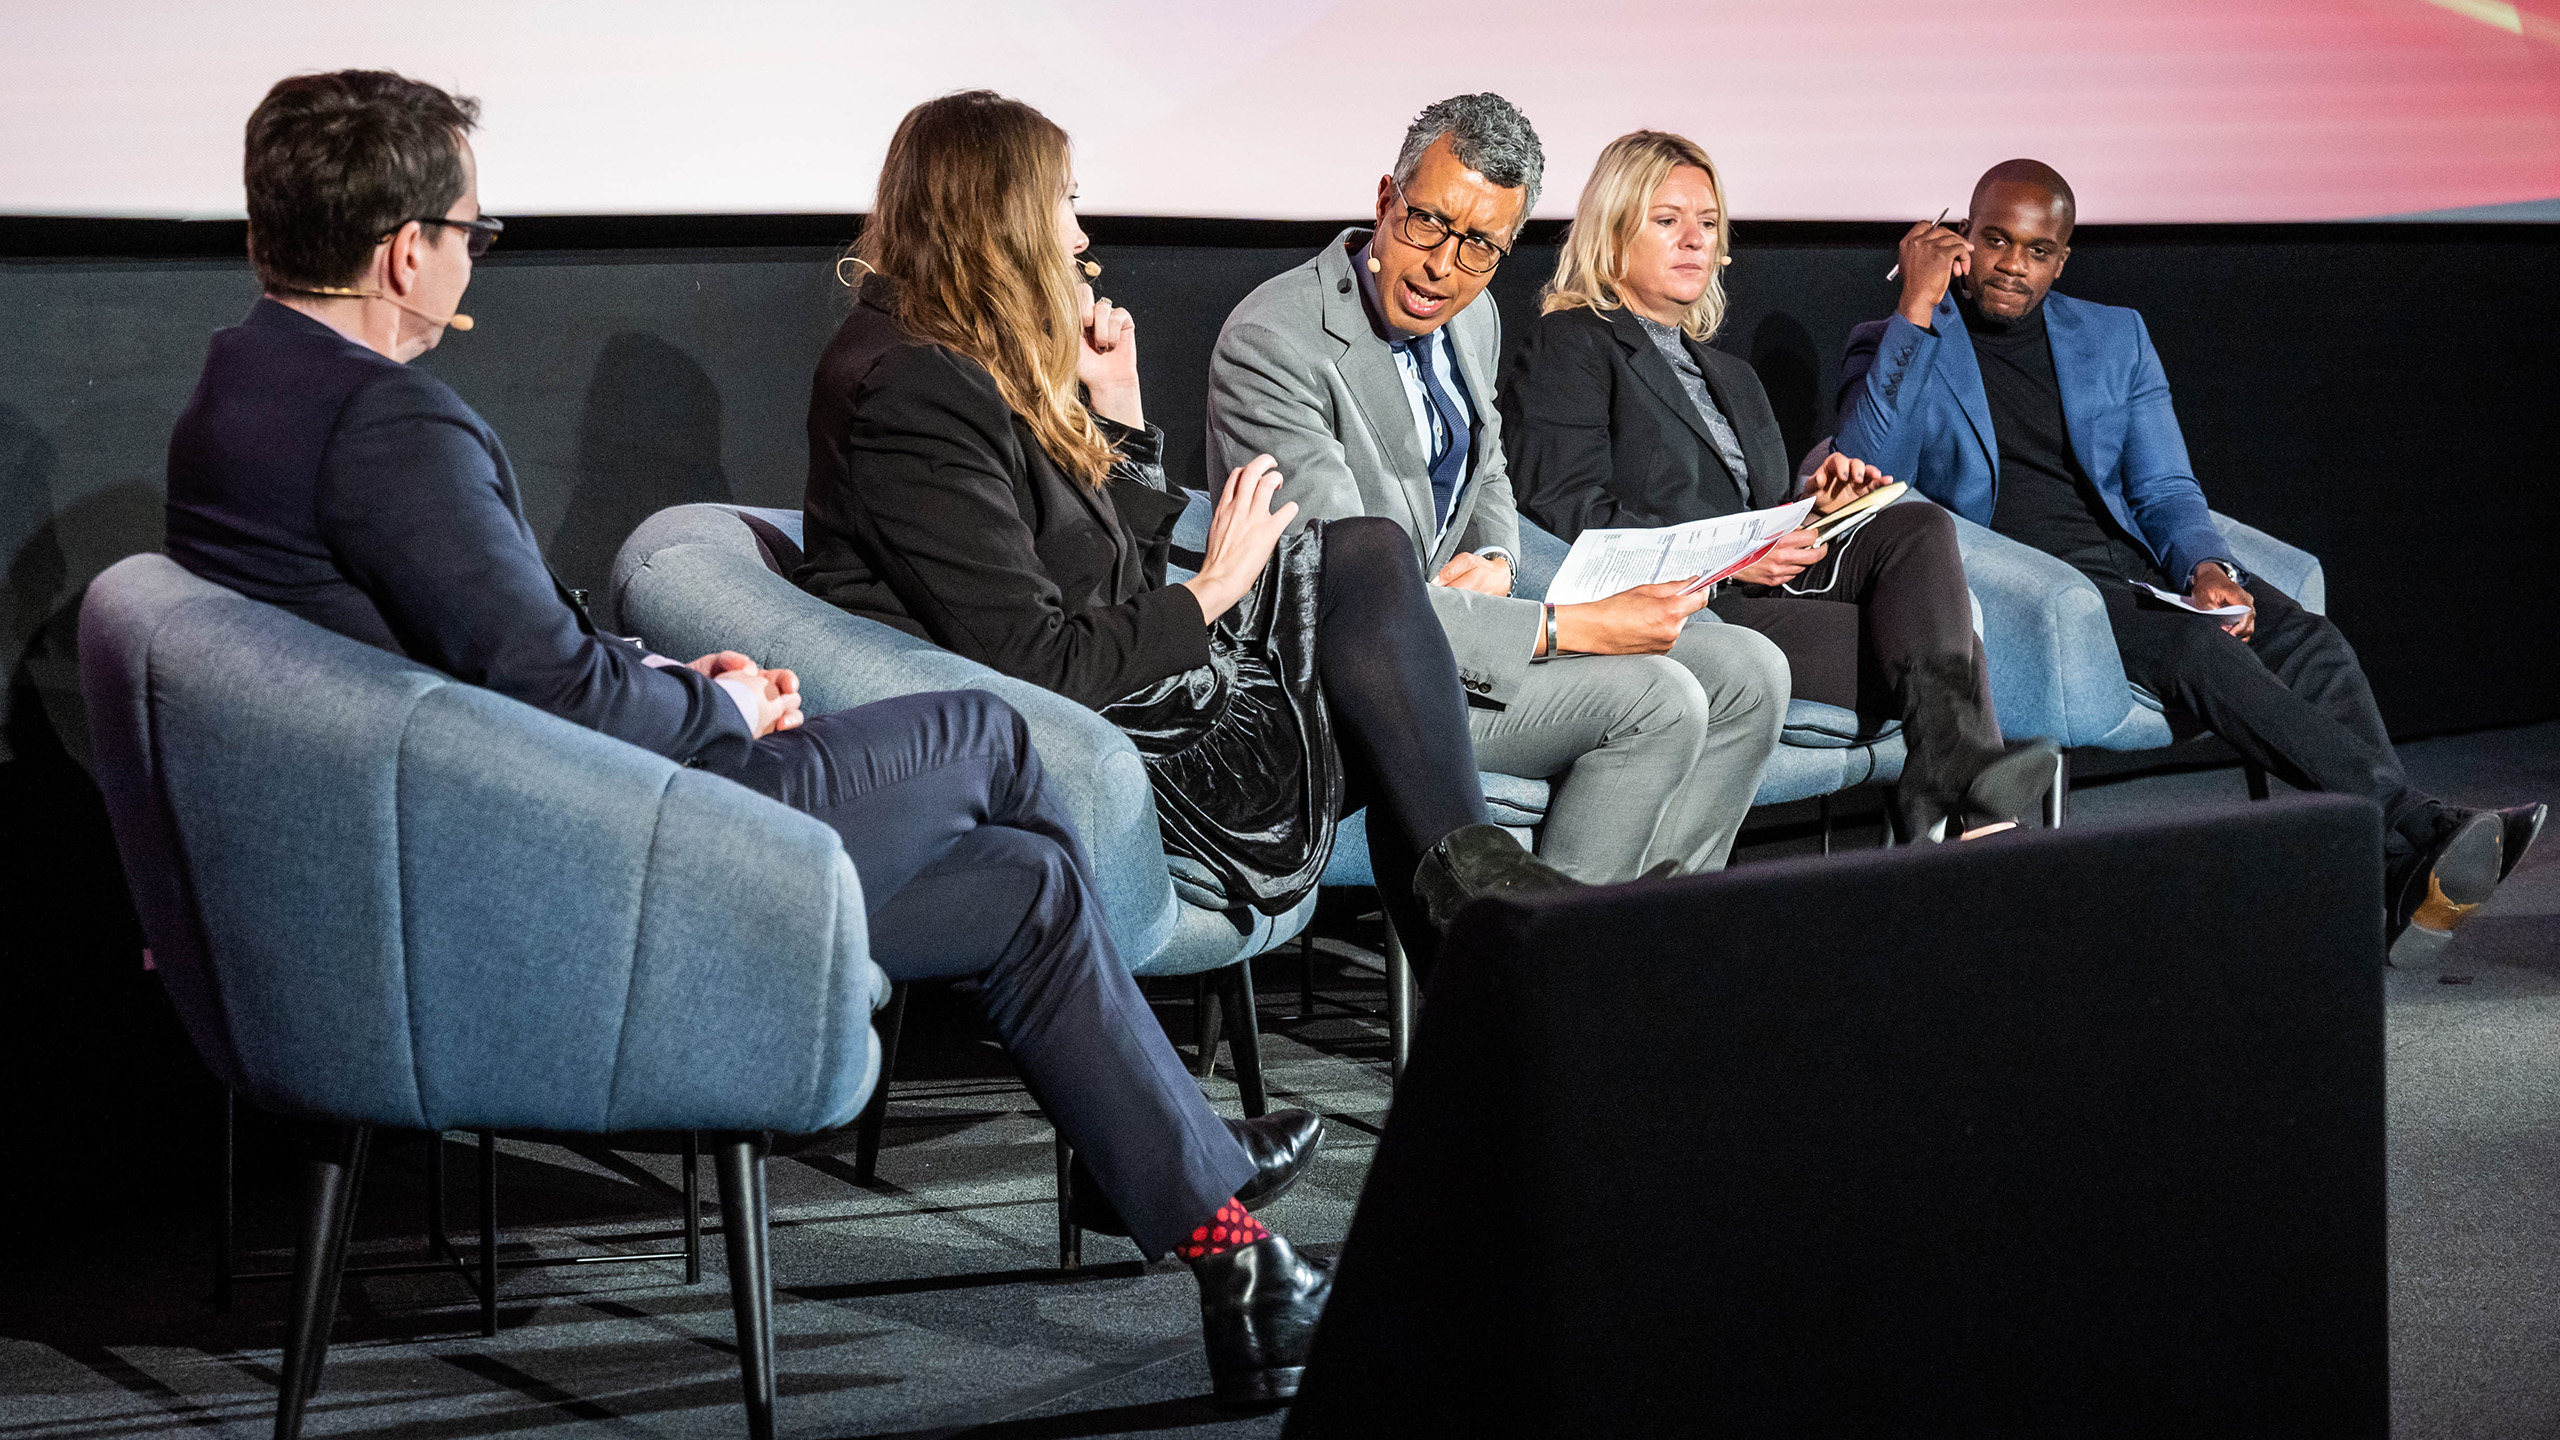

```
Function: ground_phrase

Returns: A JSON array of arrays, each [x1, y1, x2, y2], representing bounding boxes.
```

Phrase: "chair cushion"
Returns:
[[1482, 770, 1552, 826], [1782, 700, 1902, 750]]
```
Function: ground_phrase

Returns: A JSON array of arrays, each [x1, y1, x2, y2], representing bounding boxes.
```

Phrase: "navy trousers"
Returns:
[[729, 689, 1254, 1255]]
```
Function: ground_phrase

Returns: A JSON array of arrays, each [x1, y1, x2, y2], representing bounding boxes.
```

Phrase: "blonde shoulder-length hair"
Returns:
[[1541, 130, 1733, 342], [850, 90, 1116, 489]]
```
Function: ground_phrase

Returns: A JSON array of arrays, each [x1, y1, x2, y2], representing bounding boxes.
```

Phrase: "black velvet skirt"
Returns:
[[1100, 524, 1340, 916]]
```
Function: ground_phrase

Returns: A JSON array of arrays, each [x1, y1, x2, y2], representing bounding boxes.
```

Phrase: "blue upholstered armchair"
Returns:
[[1954, 512, 2325, 751], [79, 554, 888, 1440], [612, 505, 1308, 1119]]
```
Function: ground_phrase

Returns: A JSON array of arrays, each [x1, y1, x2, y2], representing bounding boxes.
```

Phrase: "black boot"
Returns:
[[1893, 653, 2060, 841], [1195, 1235, 1332, 1408], [1410, 822, 1583, 934], [1064, 1110, 1324, 1238]]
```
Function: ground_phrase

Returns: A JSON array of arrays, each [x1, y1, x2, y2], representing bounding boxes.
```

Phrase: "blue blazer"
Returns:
[[1834, 291, 2230, 587], [165, 298, 755, 771]]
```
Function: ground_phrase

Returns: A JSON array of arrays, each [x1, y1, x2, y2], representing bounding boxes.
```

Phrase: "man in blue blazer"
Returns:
[[163, 71, 1331, 1399], [1834, 159, 2539, 956]]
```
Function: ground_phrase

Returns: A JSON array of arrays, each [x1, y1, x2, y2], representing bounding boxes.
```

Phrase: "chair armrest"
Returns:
[[2209, 512, 2325, 615], [1952, 514, 2138, 748], [614, 506, 1182, 966], [1513, 517, 1572, 602]]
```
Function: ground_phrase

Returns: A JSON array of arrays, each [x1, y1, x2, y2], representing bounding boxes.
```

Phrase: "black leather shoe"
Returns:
[[1064, 1109, 1324, 1239], [1900, 738, 2062, 842], [1411, 822, 1582, 934], [2387, 809, 2503, 963], [2496, 802, 2546, 882], [1964, 737, 2062, 830], [1195, 1235, 1332, 1408]]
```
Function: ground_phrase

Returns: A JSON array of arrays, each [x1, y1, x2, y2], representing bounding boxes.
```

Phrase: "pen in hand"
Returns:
[[1886, 208, 1950, 281]]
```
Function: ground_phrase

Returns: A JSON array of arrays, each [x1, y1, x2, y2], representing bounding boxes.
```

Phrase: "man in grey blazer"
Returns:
[[1207, 94, 1786, 879]]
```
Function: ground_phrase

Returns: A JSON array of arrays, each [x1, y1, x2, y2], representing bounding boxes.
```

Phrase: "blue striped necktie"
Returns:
[[1401, 334, 1471, 529]]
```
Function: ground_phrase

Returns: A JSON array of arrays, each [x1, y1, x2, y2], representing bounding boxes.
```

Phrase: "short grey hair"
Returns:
[[1392, 93, 1544, 234]]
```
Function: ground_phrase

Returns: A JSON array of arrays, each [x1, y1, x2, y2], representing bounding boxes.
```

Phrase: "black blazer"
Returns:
[[798, 280, 1208, 712], [1499, 304, 1792, 541], [164, 299, 754, 769]]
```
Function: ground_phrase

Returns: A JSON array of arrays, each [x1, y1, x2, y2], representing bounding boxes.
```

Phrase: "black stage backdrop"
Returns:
[[7, 215, 2553, 768], [1, 216, 2553, 1213]]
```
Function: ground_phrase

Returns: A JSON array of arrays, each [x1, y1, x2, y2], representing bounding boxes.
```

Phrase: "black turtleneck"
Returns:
[[1964, 291, 2164, 585]]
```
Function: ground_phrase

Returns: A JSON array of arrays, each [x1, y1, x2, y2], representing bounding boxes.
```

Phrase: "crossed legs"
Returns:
[[730, 690, 1253, 1255]]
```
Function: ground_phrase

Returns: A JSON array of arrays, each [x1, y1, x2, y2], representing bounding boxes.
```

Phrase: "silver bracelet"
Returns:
[[1543, 602, 1560, 658]]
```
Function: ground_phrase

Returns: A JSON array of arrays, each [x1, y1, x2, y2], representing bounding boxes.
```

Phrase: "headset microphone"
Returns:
[[280, 285, 472, 331]]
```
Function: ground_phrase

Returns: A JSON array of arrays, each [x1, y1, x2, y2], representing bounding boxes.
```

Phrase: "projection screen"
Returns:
[[3, 0, 2556, 222]]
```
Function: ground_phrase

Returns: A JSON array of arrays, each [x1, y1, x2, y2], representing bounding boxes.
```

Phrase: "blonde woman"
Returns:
[[1500, 130, 2055, 839]]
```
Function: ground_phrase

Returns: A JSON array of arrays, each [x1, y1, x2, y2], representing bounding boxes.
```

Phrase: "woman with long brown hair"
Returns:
[[802, 89, 1568, 950], [797, 91, 1569, 1398], [1501, 130, 2058, 840]]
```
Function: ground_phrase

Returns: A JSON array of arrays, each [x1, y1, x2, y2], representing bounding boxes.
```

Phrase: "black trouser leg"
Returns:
[[275, 1125, 368, 1440], [1315, 517, 1493, 978], [737, 689, 1255, 1257], [2100, 579, 2436, 855], [1713, 501, 1991, 723], [2240, 581, 2404, 778], [714, 1136, 776, 1440]]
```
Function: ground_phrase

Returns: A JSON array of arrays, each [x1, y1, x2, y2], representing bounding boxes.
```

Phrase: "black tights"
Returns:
[[1316, 518, 1490, 969]]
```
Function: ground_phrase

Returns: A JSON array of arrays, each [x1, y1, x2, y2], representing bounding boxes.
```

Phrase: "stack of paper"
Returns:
[[1542, 500, 1816, 606]]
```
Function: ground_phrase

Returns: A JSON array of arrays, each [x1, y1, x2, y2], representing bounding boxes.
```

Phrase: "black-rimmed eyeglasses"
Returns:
[[406, 214, 505, 258], [1390, 188, 1509, 275]]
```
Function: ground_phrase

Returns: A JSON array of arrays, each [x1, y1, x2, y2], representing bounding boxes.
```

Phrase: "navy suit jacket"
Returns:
[[1834, 291, 2231, 587], [165, 299, 755, 771]]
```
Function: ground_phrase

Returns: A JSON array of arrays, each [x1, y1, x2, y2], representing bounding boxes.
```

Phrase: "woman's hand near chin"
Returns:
[[1179, 454, 1297, 624], [1075, 280, 1143, 427]]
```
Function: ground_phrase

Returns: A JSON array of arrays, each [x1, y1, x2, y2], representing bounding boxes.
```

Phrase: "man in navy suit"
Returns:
[[1834, 159, 2540, 957], [162, 71, 1329, 1399]]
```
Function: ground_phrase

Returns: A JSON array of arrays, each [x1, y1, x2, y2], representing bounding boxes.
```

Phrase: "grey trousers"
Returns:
[[1468, 620, 1788, 881]]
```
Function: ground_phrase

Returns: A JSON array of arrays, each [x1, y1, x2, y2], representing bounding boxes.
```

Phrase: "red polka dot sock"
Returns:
[[1174, 1197, 1270, 1264]]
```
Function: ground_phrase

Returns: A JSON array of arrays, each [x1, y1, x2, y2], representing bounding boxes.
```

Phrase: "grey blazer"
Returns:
[[1207, 228, 1542, 706]]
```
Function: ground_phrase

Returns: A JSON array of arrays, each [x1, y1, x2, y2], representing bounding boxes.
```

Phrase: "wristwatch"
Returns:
[[2192, 559, 2248, 589], [1475, 546, 1516, 596]]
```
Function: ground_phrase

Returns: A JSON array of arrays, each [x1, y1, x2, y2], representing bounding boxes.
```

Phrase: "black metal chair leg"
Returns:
[[477, 1131, 498, 1338], [683, 1132, 703, 1285], [715, 1136, 778, 1440], [851, 982, 910, 1185], [1054, 1133, 1082, 1271], [426, 1132, 449, 1261], [300, 1122, 371, 1393], [1298, 931, 1318, 1020], [1384, 923, 1413, 1086], [216, 1089, 236, 1312], [1220, 963, 1268, 1119], [2049, 752, 2072, 828], [1820, 794, 1835, 857], [274, 1124, 368, 1438], [2244, 761, 2270, 802], [1192, 972, 1222, 1078]]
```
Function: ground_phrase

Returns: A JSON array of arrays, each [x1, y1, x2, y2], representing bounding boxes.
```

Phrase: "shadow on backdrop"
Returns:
[[551, 332, 736, 602], [1748, 310, 1823, 473]]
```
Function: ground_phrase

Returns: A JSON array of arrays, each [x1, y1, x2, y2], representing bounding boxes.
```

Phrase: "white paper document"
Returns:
[[1542, 500, 1817, 606], [2134, 581, 2250, 620]]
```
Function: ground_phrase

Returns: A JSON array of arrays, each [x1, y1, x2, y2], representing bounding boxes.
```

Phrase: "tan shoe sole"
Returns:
[[2409, 872, 2482, 936]]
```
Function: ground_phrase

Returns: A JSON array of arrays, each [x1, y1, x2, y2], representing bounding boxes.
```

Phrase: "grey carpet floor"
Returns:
[[2, 723, 2552, 1439]]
